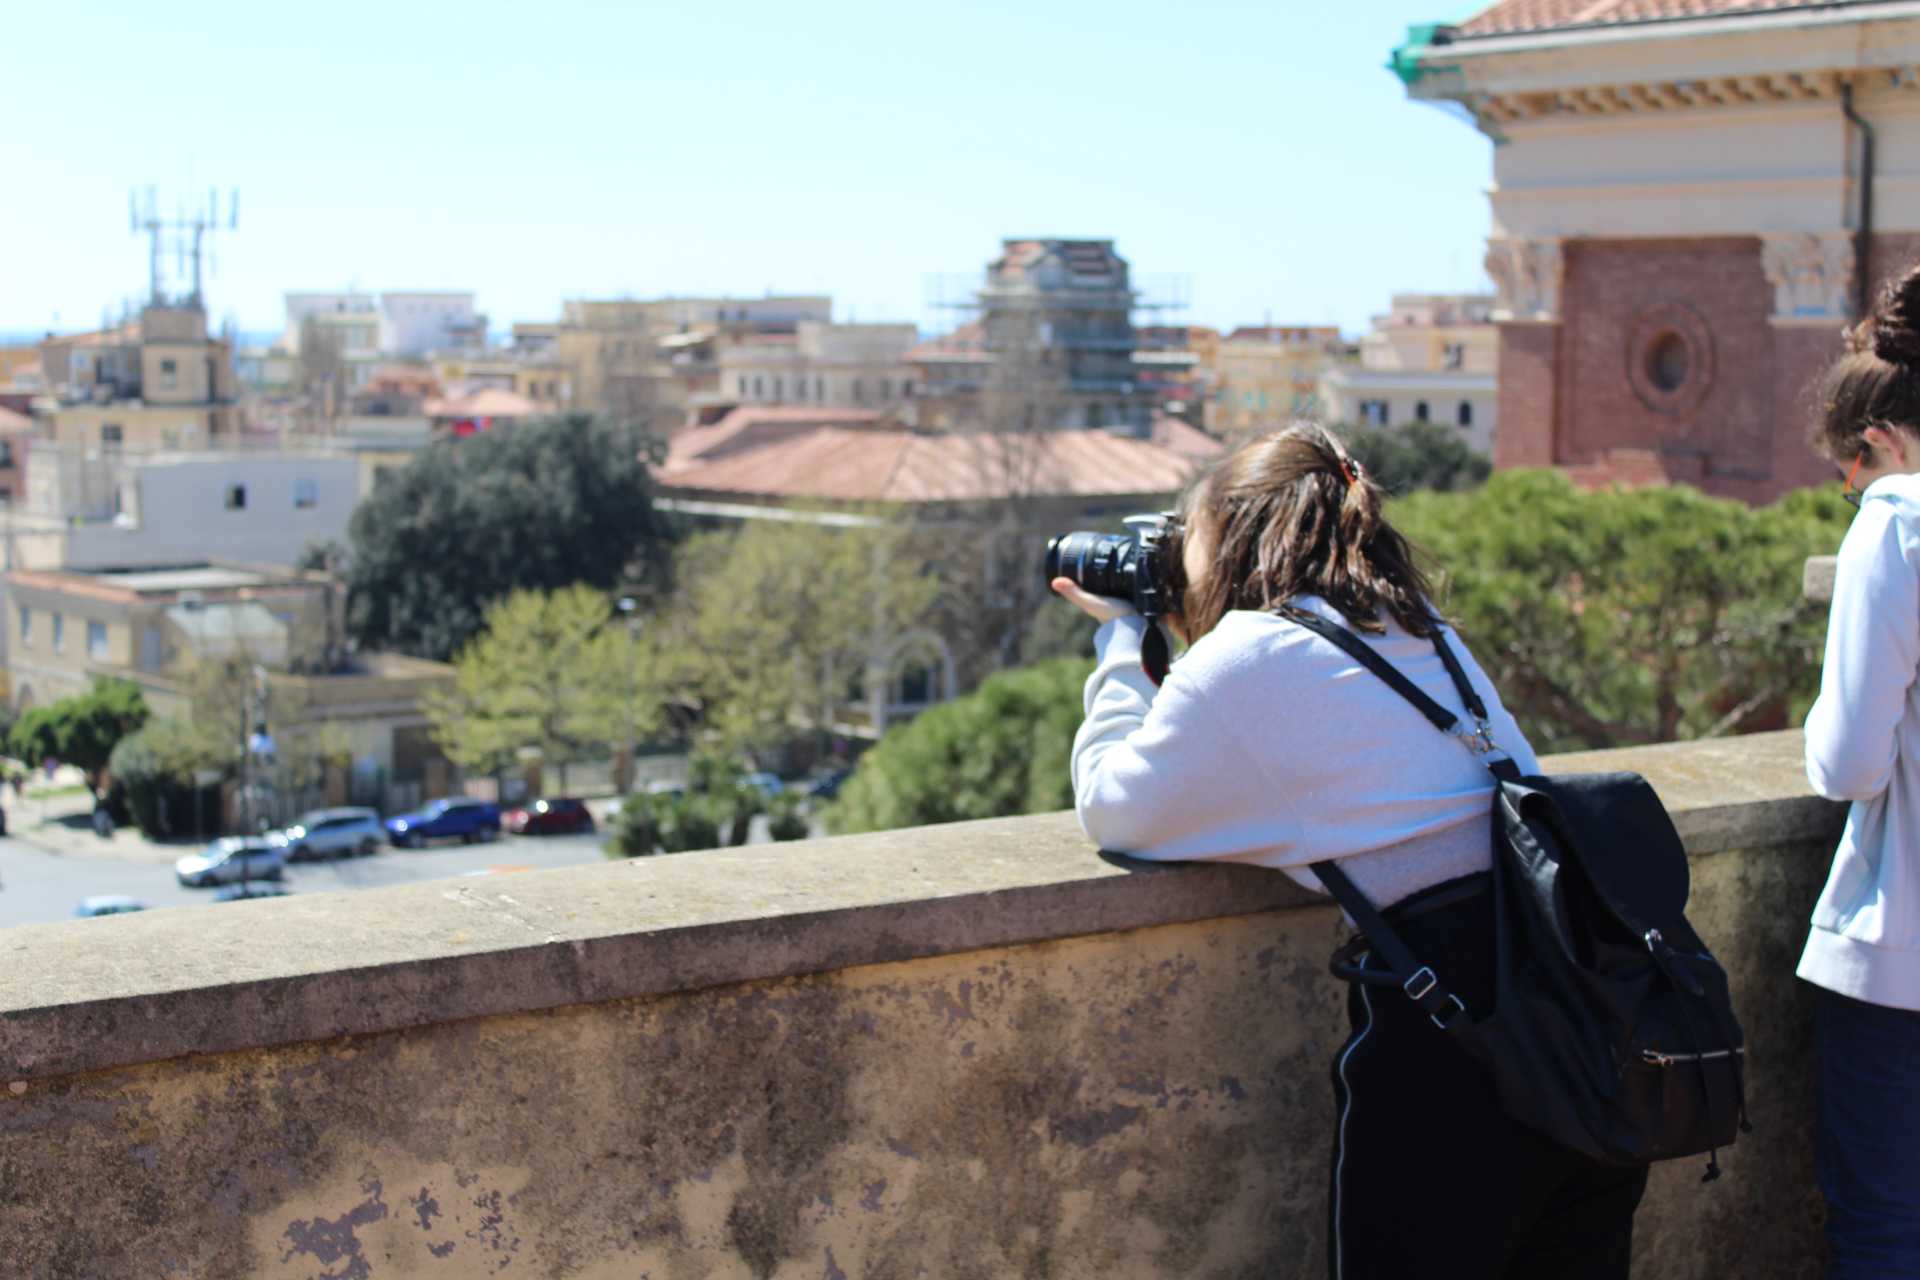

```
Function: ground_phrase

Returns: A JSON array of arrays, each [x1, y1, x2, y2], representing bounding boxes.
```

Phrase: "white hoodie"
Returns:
[[1801, 473, 1920, 1011], [1072, 596, 1540, 909]]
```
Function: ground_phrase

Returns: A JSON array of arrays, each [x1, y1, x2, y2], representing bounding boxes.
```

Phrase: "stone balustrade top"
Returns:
[[0, 729, 1834, 1084]]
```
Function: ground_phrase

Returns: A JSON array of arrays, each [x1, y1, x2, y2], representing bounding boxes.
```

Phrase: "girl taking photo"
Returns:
[[1801, 266, 1920, 1278], [1051, 423, 1647, 1279]]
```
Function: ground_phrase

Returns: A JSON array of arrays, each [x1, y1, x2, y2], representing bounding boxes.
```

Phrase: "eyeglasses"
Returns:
[[1843, 453, 1866, 509]]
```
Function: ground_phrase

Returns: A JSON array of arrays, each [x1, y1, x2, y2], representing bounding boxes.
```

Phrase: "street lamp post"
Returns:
[[617, 597, 639, 795]]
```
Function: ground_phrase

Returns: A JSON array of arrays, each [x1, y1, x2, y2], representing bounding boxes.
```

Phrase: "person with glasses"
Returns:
[[1802, 264, 1920, 1278]]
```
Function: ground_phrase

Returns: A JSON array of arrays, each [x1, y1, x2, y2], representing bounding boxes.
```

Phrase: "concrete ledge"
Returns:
[[1805, 553, 1836, 603], [0, 730, 1840, 1083]]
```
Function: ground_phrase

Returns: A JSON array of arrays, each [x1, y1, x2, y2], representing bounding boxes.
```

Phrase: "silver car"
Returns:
[[280, 807, 384, 861], [175, 837, 289, 887]]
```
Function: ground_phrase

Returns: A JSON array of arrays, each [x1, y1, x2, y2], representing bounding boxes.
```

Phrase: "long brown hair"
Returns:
[[1815, 263, 1920, 464], [1177, 423, 1438, 640]]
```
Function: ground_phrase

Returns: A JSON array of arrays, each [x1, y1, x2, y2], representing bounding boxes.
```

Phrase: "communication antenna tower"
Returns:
[[129, 186, 240, 309]]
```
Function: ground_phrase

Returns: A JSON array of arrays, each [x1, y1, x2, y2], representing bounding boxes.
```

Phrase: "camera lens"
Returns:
[[1044, 532, 1134, 598]]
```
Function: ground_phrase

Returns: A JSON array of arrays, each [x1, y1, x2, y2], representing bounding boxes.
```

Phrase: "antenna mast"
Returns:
[[129, 186, 240, 309]]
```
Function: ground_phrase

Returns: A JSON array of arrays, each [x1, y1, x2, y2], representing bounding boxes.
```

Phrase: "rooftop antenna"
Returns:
[[130, 185, 240, 309]]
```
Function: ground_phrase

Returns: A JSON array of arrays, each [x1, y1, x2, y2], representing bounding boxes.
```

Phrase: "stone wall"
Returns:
[[0, 731, 1843, 1278]]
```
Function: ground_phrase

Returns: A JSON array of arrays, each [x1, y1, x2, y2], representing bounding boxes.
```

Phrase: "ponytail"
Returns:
[[1179, 424, 1438, 642]]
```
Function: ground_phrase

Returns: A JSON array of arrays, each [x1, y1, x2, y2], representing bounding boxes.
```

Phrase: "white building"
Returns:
[[1319, 294, 1499, 453], [282, 293, 377, 352], [15, 447, 360, 570], [380, 292, 484, 358]]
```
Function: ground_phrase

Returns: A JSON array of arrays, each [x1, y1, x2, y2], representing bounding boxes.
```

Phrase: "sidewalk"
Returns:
[[6, 769, 189, 866]]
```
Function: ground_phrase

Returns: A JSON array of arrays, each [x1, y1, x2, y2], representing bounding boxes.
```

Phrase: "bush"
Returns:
[[827, 656, 1092, 834], [1393, 471, 1854, 751], [107, 718, 224, 840], [656, 792, 724, 853], [603, 794, 661, 858], [766, 790, 810, 842]]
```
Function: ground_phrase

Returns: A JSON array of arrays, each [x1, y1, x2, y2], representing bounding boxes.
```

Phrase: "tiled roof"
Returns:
[[1453, 0, 1851, 38], [658, 415, 1221, 506], [424, 388, 538, 418]]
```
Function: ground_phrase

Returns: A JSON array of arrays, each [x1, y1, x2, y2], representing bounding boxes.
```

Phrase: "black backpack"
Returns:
[[1280, 606, 1752, 1177]]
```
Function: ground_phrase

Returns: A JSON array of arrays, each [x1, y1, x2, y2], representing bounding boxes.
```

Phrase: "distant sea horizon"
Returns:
[[0, 328, 288, 350]]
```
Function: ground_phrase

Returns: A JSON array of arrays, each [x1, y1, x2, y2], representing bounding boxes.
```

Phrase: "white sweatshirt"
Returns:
[[1800, 472, 1920, 1011], [1072, 595, 1540, 909]]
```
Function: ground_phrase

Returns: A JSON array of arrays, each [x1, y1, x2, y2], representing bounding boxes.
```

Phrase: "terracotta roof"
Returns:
[[1224, 326, 1343, 346], [663, 406, 893, 467], [659, 421, 1221, 506], [1452, 0, 1848, 38], [1148, 415, 1225, 462], [424, 388, 538, 418], [906, 322, 988, 362]]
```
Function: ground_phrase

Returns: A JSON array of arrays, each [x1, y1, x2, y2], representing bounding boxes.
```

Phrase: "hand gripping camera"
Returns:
[[1043, 513, 1183, 684]]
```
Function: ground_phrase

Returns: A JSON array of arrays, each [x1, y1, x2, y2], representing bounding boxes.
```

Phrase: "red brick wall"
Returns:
[[1493, 323, 1557, 469], [1492, 236, 1893, 503], [1558, 238, 1778, 501]]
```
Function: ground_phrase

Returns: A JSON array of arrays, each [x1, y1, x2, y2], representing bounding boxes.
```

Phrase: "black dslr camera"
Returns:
[[1043, 513, 1183, 621]]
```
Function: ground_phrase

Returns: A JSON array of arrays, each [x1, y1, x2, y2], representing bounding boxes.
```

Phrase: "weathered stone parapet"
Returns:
[[0, 730, 1846, 1278]]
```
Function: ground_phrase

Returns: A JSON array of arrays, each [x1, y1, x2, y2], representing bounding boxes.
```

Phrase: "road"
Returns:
[[0, 818, 797, 930]]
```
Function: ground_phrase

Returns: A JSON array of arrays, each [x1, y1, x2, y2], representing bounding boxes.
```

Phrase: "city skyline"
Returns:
[[0, 0, 1492, 341]]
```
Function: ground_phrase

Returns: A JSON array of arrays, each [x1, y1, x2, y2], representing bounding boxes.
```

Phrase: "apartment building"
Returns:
[[1320, 294, 1500, 453], [40, 305, 241, 451], [4, 562, 452, 787], [1208, 326, 1345, 438], [717, 322, 919, 411]]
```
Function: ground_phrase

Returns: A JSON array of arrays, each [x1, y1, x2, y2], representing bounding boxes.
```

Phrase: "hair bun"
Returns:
[[1872, 265, 1920, 367]]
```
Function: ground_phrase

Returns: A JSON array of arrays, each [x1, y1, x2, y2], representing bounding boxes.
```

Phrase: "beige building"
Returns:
[[716, 322, 919, 411], [1208, 326, 1346, 438], [554, 295, 833, 435], [1319, 294, 1500, 452], [4, 562, 453, 791], [40, 305, 240, 451]]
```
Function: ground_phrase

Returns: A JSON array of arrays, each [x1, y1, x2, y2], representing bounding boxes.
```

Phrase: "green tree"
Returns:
[[1394, 470, 1853, 753], [345, 415, 672, 661], [108, 717, 226, 838], [1337, 420, 1492, 496], [827, 656, 1092, 834], [422, 585, 635, 789], [10, 678, 150, 798], [654, 517, 939, 752]]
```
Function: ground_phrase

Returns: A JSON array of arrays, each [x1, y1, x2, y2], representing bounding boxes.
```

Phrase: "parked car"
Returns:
[[805, 768, 854, 802], [644, 779, 687, 799], [279, 807, 384, 861], [385, 798, 502, 848], [503, 797, 595, 836], [213, 882, 293, 902], [175, 837, 289, 887], [73, 894, 147, 918], [744, 772, 784, 801]]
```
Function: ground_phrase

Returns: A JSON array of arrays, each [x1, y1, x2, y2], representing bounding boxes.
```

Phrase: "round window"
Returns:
[[1626, 304, 1714, 417], [1647, 332, 1689, 392]]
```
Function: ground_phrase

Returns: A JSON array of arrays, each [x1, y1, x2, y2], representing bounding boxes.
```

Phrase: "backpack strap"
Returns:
[[1276, 604, 1520, 782], [1312, 858, 1472, 1032], [1275, 603, 1507, 1025]]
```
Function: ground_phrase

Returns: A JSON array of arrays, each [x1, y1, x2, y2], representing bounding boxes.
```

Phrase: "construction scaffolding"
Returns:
[[922, 240, 1190, 436]]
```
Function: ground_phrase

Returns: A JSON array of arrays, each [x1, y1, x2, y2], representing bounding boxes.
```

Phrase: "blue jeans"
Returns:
[[1816, 986, 1920, 1278]]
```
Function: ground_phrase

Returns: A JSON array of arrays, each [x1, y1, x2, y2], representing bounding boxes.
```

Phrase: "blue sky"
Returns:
[[0, 1, 1492, 339]]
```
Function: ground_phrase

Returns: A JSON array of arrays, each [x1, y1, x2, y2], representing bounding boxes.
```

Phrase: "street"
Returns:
[[0, 821, 799, 930]]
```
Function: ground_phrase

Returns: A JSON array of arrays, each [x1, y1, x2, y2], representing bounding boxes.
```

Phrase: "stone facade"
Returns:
[[1400, 5, 1920, 501]]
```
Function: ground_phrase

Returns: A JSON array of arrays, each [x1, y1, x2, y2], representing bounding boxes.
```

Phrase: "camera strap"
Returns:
[[1141, 622, 1171, 687]]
